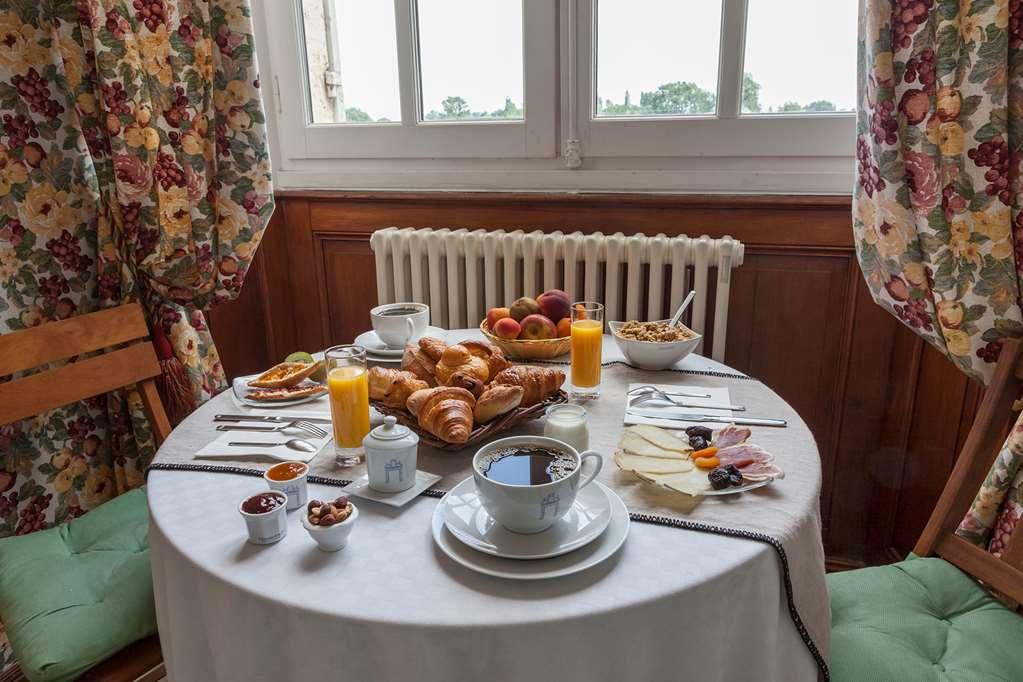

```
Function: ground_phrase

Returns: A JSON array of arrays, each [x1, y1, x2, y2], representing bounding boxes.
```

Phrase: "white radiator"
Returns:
[[369, 228, 745, 362]]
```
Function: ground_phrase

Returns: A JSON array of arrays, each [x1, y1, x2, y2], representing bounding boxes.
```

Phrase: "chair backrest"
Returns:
[[0, 303, 172, 445], [370, 227, 745, 362], [915, 338, 1023, 603]]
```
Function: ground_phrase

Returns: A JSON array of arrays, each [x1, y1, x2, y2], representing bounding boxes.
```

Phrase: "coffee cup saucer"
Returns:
[[354, 327, 447, 356], [439, 476, 613, 560]]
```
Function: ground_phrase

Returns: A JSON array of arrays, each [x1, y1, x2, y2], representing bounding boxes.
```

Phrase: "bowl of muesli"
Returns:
[[608, 319, 702, 370]]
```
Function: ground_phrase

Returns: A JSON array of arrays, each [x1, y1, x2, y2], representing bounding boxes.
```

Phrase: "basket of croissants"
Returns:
[[367, 336, 567, 450]]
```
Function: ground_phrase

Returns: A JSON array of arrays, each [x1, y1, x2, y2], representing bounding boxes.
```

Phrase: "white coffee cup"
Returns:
[[370, 302, 430, 348], [472, 436, 603, 534]]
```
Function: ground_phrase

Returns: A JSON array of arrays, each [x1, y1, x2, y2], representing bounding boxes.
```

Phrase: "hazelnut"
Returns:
[[308, 515, 319, 525], [307, 500, 323, 513], [320, 514, 337, 526], [309, 506, 322, 518]]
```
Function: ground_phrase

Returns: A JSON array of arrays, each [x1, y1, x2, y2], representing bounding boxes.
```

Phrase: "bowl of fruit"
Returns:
[[480, 289, 574, 360]]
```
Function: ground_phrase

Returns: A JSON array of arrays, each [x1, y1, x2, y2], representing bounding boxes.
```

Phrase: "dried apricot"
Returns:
[[692, 446, 719, 459], [694, 456, 720, 469]]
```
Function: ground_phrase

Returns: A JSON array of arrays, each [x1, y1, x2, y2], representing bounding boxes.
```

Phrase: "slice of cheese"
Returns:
[[625, 425, 693, 454], [639, 468, 710, 496], [615, 451, 694, 474], [618, 432, 688, 460]]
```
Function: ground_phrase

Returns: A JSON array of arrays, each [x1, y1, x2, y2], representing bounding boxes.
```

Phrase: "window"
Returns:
[[257, 0, 856, 192]]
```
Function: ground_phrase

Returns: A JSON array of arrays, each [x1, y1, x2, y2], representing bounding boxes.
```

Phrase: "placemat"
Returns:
[[148, 362, 830, 678]]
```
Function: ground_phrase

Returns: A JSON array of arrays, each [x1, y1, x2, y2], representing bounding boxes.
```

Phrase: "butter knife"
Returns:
[[214, 413, 332, 424], [626, 408, 787, 427]]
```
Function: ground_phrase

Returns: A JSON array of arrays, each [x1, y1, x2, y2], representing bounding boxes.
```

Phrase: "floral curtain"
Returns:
[[854, 0, 1022, 553], [0, 0, 273, 673]]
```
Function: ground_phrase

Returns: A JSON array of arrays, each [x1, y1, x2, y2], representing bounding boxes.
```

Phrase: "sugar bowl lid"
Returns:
[[364, 415, 417, 447]]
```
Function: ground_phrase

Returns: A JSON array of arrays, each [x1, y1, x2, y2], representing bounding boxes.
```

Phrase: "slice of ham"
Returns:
[[717, 443, 785, 480], [712, 425, 751, 449]]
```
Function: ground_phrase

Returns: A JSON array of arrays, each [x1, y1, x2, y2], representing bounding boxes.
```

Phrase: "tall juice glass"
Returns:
[[325, 345, 370, 467], [570, 302, 604, 399]]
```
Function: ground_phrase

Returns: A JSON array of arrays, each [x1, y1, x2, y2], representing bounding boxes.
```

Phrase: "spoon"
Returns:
[[228, 438, 319, 453], [669, 290, 697, 328]]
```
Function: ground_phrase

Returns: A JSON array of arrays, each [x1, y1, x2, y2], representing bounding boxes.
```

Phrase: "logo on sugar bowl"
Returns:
[[538, 492, 561, 520], [384, 458, 405, 484]]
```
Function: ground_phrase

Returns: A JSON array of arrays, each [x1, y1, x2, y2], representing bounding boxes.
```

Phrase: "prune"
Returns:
[[688, 435, 708, 450], [725, 464, 743, 486], [685, 426, 713, 441], [708, 467, 731, 490]]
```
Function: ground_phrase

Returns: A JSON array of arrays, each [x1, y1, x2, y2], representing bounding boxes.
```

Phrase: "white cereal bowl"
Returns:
[[609, 320, 702, 370], [301, 504, 359, 552]]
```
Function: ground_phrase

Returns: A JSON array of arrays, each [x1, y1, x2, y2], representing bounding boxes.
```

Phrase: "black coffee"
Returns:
[[378, 307, 421, 316], [479, 446, 576, 485]]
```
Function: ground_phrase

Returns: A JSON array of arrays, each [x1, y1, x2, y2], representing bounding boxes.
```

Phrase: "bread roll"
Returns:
[[473, 385, 524, 423]]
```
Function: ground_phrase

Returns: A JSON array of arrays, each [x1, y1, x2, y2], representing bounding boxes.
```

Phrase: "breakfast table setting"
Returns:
[[145, 293, 830, 681]]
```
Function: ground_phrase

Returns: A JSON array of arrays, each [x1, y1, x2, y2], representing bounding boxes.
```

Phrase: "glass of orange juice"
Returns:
[[570, 302, 604, 399], [325, 345, 370, 467]]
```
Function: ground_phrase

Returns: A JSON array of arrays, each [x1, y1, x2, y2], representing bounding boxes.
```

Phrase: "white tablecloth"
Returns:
[[147, 336, 823, 682]]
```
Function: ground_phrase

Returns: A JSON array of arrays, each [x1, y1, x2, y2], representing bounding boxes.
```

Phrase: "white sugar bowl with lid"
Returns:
[[363, 416, 419, 493]]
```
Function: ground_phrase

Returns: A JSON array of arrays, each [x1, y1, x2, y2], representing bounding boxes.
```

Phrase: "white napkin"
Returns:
[[195, 430, 333, 463], [623, 383, 734, 431]]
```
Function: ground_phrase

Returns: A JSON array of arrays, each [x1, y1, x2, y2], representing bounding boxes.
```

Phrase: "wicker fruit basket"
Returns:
[[372, 390, 568, 451], [479, 320, 572, 360]]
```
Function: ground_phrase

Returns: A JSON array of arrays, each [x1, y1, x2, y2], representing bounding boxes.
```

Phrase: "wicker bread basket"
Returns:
[[479, 320, 571, 360], [372, 390, 568, 451]]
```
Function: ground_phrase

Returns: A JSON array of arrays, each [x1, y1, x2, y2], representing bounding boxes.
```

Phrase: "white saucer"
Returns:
[[345, 470, 442, 507], [354, 327, 447, 356], [440, 476, 612, 560], [431, 481, 629, 580]]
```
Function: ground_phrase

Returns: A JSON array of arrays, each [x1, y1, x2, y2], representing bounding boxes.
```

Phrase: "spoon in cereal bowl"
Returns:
[[668, 290, 697, 328]]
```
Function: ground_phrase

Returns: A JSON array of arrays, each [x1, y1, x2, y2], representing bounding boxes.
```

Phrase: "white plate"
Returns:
[[354, 327, 448, 356], [431, 482, 629, 580], [699, 477, 775, 496], [345, 470, 442, 507], [231, 374, 328, 408], [440, 476, 612, 560]]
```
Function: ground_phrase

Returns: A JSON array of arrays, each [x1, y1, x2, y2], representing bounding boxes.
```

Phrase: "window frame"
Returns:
[[262, 0, 557, 161], [574, 0, 856, 159]]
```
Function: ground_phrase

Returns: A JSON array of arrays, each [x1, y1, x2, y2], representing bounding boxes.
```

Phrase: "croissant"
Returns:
[[401, 346, 438, 387], [474, 385, 524, 423], [435, 344, 489, 386], [368, 367, 427, 409], [418, 336, 447, 363], [448, 371, 485, 398], [491, 366, 565, 407], [406, 387, 476, 444], [458, 339, 511, 381]]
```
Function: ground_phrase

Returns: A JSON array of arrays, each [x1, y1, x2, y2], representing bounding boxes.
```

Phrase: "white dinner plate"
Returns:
[[231, 374, 328, 408], [431, 482, 629, 580], [354, 327, 448, 356], [440, 476, 612, 560]]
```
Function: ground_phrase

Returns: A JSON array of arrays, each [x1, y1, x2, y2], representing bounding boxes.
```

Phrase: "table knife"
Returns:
[[214, 414, 332, 424], [626, 408, 787, 427]]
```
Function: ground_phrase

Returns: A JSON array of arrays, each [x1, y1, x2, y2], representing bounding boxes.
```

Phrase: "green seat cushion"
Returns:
[[0, 488, 155, 682], [828, 555, 1023, 682]]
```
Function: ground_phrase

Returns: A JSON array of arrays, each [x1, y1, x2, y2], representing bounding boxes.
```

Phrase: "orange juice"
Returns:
[[327, 366, 370, 448], [570, 319, 603, 388]]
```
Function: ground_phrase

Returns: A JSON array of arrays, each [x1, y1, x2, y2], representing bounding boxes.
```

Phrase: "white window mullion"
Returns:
[[716, 0, 748, 120], [394, 0, 420, 127]]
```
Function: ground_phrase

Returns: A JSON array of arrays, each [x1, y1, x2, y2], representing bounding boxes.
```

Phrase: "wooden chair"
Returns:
[[0, 303, 166, 682], [827, 338, 1023, 681]]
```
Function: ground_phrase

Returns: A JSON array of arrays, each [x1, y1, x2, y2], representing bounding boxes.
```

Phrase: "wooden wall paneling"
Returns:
[[283, 199, 330, 353], [318, 233, 379, 346], [207, 243, 270, 380], [255, 208, 299, 362]]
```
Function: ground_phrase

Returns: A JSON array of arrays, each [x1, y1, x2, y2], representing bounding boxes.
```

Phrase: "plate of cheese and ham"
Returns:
[[614, 424, 783, 496]]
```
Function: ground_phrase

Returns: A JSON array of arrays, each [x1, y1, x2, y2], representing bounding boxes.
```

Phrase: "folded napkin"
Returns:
[[195, 430, 333, 463], [623, 383, 734, 430]]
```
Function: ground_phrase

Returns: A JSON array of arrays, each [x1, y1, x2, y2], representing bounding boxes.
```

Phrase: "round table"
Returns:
[[147, 333, 823, 682]]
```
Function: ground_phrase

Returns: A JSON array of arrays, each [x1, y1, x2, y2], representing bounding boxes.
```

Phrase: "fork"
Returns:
[[216, 422, 328, 438], [627, 384, 712, 400], [629, 391, 745, 412]]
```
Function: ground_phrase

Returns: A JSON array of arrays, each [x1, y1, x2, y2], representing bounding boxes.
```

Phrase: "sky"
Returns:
[[324, 0, 857, 121]]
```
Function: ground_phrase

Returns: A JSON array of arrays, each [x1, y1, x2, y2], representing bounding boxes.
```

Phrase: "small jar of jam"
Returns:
[[238, 491, 288, 545]]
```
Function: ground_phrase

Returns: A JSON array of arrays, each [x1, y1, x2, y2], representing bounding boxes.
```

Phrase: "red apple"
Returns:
[[537, 289, 570, 323], [556, 317, 571, 338], [486, 307, 511, 330], [493, 317, 521, 340], [519, 314, 557, 340]]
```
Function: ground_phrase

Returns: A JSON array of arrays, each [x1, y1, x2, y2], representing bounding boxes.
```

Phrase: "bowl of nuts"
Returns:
[[302, 495, 358, 552], [608, 319, 702, 370]]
